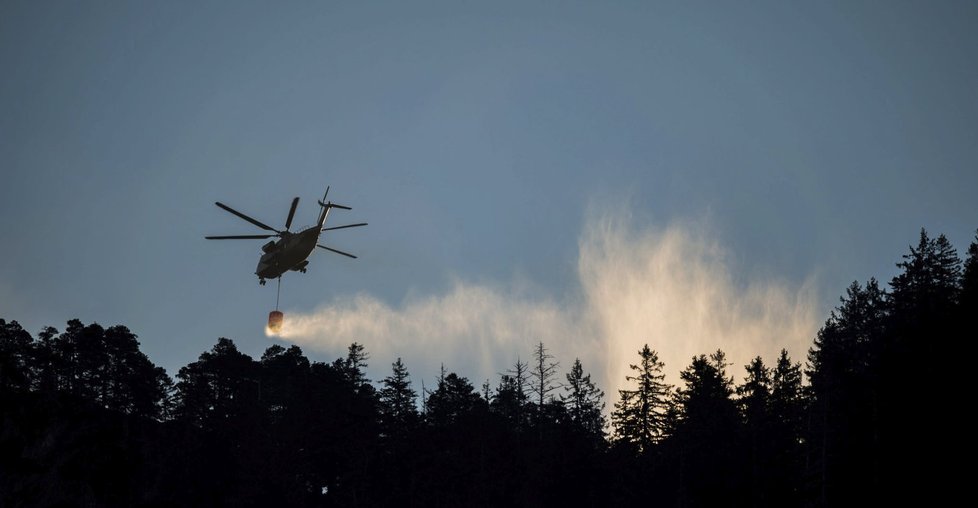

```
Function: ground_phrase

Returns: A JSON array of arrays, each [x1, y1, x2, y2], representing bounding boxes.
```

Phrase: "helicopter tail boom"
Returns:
[[317, 201, 351, 228]]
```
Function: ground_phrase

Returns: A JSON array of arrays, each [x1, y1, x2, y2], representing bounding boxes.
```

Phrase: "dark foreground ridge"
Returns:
[[2, 228, 975, 507]]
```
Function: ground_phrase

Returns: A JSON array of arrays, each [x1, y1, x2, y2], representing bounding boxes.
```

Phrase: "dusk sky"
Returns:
[[2, 1, 976, 393]]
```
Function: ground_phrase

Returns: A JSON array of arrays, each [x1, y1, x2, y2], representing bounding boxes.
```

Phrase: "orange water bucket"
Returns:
[[268, 310, 284, 332]]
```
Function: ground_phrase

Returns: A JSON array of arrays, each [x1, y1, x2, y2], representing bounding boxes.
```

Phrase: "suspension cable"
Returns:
[[276, 276, 281, 311]]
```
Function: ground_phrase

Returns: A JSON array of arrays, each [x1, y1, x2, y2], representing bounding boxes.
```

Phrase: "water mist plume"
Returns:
[[270, 208, 819, 397]]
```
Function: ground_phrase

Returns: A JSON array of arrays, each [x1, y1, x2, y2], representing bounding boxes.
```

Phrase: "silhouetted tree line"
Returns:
[[2, 228, 975, 507]]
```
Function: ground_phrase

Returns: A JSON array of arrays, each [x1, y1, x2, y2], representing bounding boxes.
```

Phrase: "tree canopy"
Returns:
[[1, 226, 972, 506]]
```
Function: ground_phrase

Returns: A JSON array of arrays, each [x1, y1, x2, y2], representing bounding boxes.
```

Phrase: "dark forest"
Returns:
[[2, 227, 975, 507]]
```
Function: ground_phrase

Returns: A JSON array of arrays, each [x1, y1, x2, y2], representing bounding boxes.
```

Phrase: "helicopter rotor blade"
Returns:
[[316, 244, 357, 259], [284, 197, 300, 231], [215, 202, 280, 232], [205, 235, 276, 240], [322, 222, 368, 231]]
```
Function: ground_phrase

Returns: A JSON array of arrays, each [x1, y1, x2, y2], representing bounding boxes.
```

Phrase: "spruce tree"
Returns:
[[334, 342, 370, 389], [890, 229, 961, 315], [962, 230, 978, 308], [737, 356, 771, 428], [769, 349, 805, 506], [884, 228, 962, 502], [611, 344, 671, 452], [806, 280, 885, 506], [770, 349, 804, 441], [562, 358, 606, 438], [674, 350, 741, 506], [379, 358, 418, 433], [736, 356, 771, 507]]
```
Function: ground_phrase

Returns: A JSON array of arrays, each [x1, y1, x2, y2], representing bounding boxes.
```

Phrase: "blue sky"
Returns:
[[2, 1, 976, 385]]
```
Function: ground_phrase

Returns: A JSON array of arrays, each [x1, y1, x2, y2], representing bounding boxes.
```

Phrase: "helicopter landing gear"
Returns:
[[259, 278, 267, 286], [299, 268, 307, 273]]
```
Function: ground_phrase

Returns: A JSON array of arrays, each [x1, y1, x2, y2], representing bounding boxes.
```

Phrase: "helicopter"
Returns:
[[206, 186, 366, 285]]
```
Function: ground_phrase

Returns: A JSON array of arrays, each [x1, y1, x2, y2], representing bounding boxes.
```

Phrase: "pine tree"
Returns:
[[67, 320, 106, 401], [611, 344, 671, 452], [0, 319, 34, 393], [481, 379, 491, 404], [175, 338, 260, 428], [101, 325, 172, 419], [426, 371, 480, 426], [259, 344, 311, 420], [10, 319, 171, 418], [30, 325, 60, 393]]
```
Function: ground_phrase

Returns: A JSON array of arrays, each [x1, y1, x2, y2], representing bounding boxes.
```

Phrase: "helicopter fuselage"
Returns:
[[256, 226, 321, 282], [207, 187, 362, 285]]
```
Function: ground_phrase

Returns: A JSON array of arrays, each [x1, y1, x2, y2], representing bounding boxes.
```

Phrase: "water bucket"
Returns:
[[268, 310, 284, 333]]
